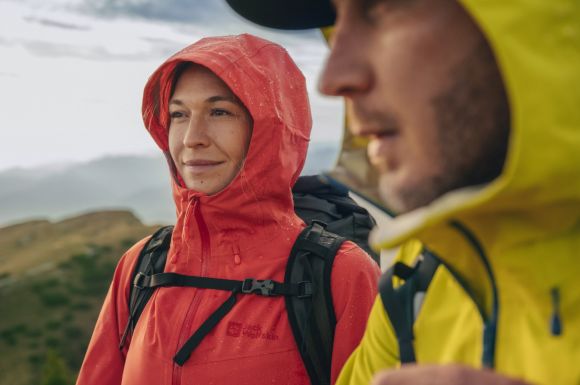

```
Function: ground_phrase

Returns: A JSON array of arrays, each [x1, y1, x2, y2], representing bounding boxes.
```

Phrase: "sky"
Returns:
[[0, 0, 343, 171]]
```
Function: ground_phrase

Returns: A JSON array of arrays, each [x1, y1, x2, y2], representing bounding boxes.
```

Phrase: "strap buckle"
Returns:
[[241, 279, 275, 296], [133, 272, 148, 289], [310, 219, 327, 229], [297, 281, 313, 298]]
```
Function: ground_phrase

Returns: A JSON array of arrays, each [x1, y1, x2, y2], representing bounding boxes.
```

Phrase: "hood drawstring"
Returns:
[[550, 287, 562, 336]]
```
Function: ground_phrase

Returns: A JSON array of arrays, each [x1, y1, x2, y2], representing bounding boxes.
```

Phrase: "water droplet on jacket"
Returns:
[[234, 253, 241, 265]]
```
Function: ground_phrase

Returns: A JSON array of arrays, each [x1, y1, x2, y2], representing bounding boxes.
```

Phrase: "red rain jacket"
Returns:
[[76, 34, 380, 385]]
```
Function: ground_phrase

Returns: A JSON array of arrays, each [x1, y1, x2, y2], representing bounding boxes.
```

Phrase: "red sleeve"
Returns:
[[75, 237, 150, 385], [330, 241, 381, 384]]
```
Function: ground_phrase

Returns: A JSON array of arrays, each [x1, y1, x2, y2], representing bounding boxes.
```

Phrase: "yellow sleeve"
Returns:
[[335, 295, 400, 385]]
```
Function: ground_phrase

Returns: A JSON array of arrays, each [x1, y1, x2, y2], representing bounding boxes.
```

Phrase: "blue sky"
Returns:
[[0, 0, 343, 171]]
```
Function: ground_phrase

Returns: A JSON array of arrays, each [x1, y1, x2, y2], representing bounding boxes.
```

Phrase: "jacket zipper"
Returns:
[[172, 196, 211, 385]]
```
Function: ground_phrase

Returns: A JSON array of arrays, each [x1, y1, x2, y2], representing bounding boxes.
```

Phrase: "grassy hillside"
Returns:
[[0, 210, 159, 385]]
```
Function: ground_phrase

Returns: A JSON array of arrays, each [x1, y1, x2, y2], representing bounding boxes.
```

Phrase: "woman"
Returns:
[[76, 34, 380, 385]]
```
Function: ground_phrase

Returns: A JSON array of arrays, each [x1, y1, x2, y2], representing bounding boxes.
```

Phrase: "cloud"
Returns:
[[0, 0, 342, 172], [140, 36, 191, 58], [0, 72, 19, 78], [77, 0, 232, 24], [18, 39, 172, 61], [23, 16, 91, 31], [0, 39, 12, 48]]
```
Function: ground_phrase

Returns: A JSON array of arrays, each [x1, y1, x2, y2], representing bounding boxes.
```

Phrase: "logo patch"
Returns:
[[226, 321, 242, 337], [226, 321, 279, 341]]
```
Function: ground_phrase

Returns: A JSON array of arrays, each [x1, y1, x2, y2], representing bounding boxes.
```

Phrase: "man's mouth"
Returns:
[[366, 128, 401, 173], [373, 128, 399, 139]]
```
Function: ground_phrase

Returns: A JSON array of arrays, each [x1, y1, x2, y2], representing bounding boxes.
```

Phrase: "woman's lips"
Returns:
[[182, 159, 225, 174]]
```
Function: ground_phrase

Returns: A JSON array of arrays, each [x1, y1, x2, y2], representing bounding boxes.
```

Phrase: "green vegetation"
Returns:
[[41, 350, 73, 385], [0, 211, 158, 385]]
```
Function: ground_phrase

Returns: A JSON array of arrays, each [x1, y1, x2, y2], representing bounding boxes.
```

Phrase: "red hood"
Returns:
[[142, 34, 312, 266]]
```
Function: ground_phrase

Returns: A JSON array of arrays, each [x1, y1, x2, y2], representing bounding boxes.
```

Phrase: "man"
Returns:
[[227, 0, 580, 384]]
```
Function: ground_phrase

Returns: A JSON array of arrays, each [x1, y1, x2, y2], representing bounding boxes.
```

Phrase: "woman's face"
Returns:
[[168, 64, 252, 195]]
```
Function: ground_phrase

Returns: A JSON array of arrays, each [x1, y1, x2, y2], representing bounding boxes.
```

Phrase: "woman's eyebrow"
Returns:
[[169, 99, 185, 106], [169, 96, 243, 107], [206, 95, 242, 105]]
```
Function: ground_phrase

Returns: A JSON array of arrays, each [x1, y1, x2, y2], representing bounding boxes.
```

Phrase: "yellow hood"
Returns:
[[329, 1, 580, 249]]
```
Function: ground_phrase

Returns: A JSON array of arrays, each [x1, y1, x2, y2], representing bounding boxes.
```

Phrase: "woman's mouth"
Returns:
[[182, 159, 225, 174]]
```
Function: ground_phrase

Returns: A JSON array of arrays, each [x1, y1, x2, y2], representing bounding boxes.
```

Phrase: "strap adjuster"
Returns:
[[133, 272, 148, 289], [310, 220, 327, 229], [241, 279, 275, 296], [297, 281, 313, 298]]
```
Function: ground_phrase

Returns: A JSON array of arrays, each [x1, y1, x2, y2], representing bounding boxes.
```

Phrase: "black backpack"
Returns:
[[378, 250, 440, 363], [119, 175, 379, 385]]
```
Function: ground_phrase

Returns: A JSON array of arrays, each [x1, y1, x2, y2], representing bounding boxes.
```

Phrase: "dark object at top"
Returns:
[[293, 175, 379, 263], [226, 0, 335, 30]]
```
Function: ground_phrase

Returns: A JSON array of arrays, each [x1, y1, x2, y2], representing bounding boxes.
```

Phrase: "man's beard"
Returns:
[[382, 39, 511, 214]]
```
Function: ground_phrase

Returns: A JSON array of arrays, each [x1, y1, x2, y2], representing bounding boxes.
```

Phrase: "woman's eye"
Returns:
[[210, 108, 232, 117], [170, 111, 185, 119]]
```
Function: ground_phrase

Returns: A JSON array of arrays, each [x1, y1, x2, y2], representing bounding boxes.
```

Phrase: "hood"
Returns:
[[327, 1, 580, 249], [142, 34, 311, 253]]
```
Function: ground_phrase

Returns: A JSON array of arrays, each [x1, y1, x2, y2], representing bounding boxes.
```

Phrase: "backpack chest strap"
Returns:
[[134, 272, 312, 298], [131, 271, 313, 366]]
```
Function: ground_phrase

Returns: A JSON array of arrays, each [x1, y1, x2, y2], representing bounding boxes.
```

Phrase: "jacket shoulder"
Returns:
[[330, 240, 381, 317], [333, 240, 381, 272]]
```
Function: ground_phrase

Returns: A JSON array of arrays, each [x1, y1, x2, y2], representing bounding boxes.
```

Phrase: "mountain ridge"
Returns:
[[0, 142, 339, 227]]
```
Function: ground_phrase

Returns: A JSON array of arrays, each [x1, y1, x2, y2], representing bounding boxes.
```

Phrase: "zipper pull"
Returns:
[[550, 287, 562, 336], [180, 195, 200, 263]]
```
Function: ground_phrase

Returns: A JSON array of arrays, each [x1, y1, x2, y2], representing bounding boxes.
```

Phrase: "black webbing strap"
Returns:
[[174, 289, 239, 365], [378, 251, 440, 364], [132, 272, 312, 366], [134, 272, 312, 298], [119, 226, 174, 349], [415, 250, 440, 292], [379, 266, 417, 363], [284, 222, 344, 385]]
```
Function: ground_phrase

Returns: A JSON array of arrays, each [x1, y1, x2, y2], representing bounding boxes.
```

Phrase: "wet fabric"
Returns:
[[76, 34, 380, 385], [336, 1, 580, 384]]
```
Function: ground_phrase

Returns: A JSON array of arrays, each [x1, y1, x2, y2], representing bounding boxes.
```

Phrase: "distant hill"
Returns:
[[0, 142, 340, 227], [0, 210, 158, 385]]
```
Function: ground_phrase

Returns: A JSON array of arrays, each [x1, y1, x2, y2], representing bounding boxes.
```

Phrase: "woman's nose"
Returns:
[[318, 23, 373, 98], [183, 117, 210, 148]]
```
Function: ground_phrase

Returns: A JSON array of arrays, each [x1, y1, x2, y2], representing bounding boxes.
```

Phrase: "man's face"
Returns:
[[319, 0, 510, 213]]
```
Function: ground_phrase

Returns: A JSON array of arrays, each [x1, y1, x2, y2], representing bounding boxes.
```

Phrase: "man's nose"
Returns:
[[318, 25, 373, 97], [183, 116, 210, 148]]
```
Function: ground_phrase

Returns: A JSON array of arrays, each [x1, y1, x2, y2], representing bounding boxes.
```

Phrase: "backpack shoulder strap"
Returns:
[[378, 249, 440, 364], [284, 222, 345, 385], [119, 225, 173, 349]]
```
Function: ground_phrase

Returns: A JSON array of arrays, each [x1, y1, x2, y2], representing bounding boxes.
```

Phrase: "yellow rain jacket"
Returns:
[[334, 1, 580, 384]]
